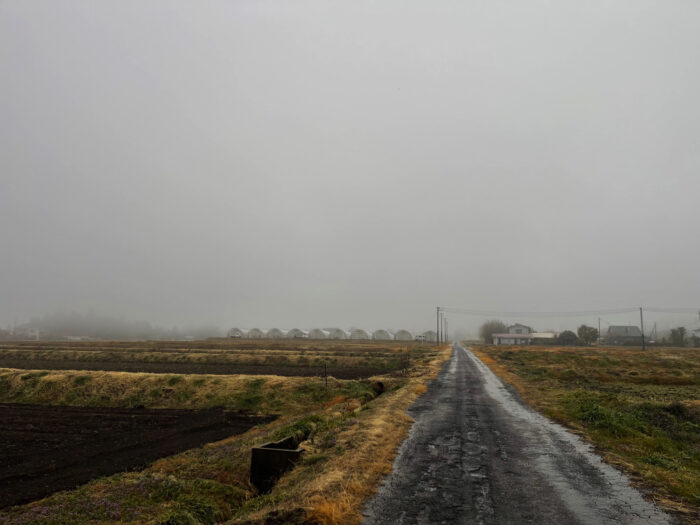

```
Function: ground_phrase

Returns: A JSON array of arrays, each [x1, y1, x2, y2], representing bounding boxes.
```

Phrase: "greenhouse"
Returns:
[[371, 329, 393, 340], [394, 329, 413, 341]]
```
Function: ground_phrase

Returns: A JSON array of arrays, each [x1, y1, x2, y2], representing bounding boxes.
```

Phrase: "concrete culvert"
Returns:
[[371, 381, 385, 395], [250, 436, 304, 493]]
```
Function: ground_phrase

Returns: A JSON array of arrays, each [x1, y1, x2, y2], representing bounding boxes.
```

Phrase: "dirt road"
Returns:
[[363, 343, 675, 525]]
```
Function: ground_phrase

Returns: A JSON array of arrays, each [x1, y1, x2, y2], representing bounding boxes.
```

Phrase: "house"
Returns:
[[607, 326, 643, 345], [492, 323, 534, 345], [531, 332, 558, 345]]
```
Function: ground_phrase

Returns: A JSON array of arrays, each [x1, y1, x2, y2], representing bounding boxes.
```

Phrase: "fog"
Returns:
[[2, 1, 699, 337]]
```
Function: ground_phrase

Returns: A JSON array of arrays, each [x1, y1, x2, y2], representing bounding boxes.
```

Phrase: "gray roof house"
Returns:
[[607, 325, 643, 345]]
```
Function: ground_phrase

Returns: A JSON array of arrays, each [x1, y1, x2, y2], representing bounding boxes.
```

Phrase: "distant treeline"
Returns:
[[2, 311, 222, 340]]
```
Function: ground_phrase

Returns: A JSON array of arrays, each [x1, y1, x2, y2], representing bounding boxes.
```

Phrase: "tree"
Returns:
[[479, 320, 507, 344], [577, 325, 599, 345], [669, 327, 687, 347], [557, 330, 579, 346]]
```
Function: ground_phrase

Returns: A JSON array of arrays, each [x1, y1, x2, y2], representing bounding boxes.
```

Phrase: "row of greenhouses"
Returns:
[[226, 327, 437, 342]]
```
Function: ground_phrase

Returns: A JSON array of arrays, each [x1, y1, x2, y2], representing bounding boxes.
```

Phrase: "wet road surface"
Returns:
[[363, 343, 675, 525]]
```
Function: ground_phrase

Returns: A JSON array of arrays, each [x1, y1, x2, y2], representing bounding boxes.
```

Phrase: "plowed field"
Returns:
[[0, 403, 274, 508]]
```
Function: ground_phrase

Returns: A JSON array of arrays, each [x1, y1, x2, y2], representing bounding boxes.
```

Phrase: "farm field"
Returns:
[[471, 344, 700, 522], [0, 404, 274, 508], [0, 339, 424, 379], [0, 340, 449, 524]]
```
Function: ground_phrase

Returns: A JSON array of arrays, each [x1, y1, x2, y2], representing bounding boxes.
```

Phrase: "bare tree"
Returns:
[[479, 320, 507, 344]]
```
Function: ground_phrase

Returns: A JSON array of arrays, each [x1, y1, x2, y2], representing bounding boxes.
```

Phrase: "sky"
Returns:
[[1, 1, 699, 336]]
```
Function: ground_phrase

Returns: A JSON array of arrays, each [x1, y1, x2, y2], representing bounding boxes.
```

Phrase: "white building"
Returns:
[[492, 324, 534, 345]]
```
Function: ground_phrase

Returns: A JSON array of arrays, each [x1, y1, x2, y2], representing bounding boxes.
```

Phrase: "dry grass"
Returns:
[[0, 368, 376, 414], [233, 345, 452, 525]]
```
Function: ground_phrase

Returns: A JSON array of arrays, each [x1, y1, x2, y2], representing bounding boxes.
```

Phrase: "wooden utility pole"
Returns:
[[640, 307, 646, 350], [436, 307, 440, 344]]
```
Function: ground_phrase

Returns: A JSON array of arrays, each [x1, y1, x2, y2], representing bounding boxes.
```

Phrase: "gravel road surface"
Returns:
[[363, 343, 675, 525]]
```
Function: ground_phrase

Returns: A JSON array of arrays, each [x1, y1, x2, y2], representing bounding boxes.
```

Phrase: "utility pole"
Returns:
[[598, 317, 601, 345], [436, 307, 440, 344], [640, 307, 646, 350]]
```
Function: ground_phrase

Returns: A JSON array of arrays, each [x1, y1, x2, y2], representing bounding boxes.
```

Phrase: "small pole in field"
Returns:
[[324, 362, 328, 388]]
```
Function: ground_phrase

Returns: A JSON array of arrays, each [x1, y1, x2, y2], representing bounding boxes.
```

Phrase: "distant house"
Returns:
[[492, 324, 534, 345], [531, 332, 558, 345], [607, 326, 643, 345]]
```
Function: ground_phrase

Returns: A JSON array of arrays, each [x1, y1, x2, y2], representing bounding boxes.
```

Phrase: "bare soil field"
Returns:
[[0, 359, 386, 378], [0, 339, 427, 378], [0, 403, 273, 509]]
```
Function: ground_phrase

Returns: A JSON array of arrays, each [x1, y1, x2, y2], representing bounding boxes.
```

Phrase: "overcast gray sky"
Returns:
[[1, 1, 699, 335]]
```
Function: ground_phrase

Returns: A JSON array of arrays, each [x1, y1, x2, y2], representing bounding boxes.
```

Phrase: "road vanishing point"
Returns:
[[363, 343, 675, 525]]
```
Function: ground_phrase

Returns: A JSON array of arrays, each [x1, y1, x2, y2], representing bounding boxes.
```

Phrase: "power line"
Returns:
[[439, 306, 639, 318]]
